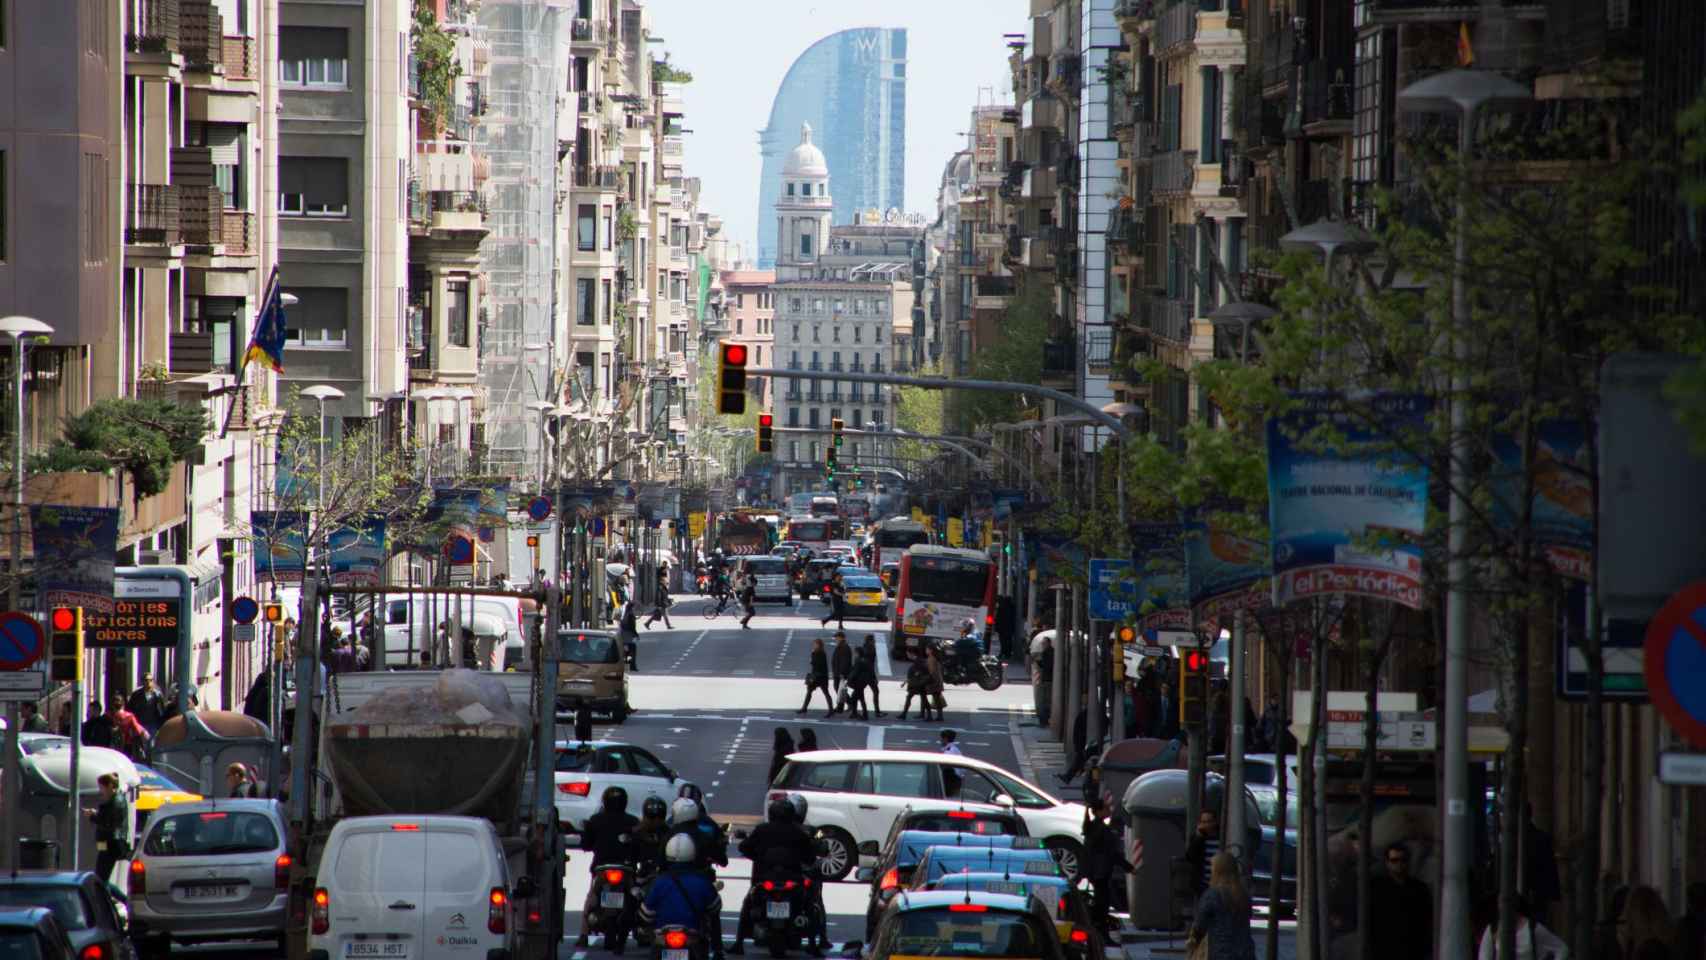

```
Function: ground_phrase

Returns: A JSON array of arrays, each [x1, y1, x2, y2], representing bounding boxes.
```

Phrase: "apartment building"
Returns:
[[722, 269, 777, 408]]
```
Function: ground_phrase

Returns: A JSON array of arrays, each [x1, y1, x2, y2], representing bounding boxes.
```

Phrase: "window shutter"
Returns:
[[206, 125, 242, 166]]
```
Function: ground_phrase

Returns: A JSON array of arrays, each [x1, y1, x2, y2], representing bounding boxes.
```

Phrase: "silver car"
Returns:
[[128, 799, 289, 955]]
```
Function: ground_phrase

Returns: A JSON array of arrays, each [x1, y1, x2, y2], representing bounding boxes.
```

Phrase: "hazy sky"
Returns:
[[643, 0, 1023, 265]]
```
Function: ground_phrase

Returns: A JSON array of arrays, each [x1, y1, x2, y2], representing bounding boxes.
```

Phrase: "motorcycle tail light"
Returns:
[[79, 945, 104, 960], [1070, 928, 1090, 944], [603, 868, 625, 885], [761, 880, 774, 891], [664, 931, 690, 949]]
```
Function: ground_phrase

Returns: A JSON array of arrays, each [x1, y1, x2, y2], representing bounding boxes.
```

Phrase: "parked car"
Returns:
[[0, 907, 77, 960], [128, 800, 290, 955], [307, 815, 532, 960], [866, 890, 1064, 960], [552, 740, 693, 829], [0, 871, 136, 960], [765, 749, 1086, 881]]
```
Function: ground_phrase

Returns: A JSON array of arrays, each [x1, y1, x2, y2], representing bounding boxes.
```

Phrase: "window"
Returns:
[[278, 157, 347, 217], [603, 206, 613, 249], [0, 888, 91, 930], [756, 345, 763, 365], [283, 287, 348, 347], [870, 408, 884, 427], [854, 761, 931, 798], [808, 408, 820, 428], [791, 324, 800, 340], [789, 440, 799, 461], [800, 231, 813, 257], [812, 325, 820, 343], [629, 749, 670, 779], [989, 771, 1052, 809], [737, 293, 745, 308], [736, 317, 744, 335], [445, 280, 470, 347], [829, 407, 840, 424], [201, 125, 246, 209], [850, 411, 861, 430], [794, 761, 853, 792], [874, 326, 884, 343], [790, 298, 802, 312], [944, 767, 1010, 805], [577, 204, 595, 250], [787, 183, 795, 197], [812, 297, 824, 313], [853, 326, 862, 343], [832, 326, 840, 343], [576, 278, 595, 325], [601, 279, 612, 323], [280, 27, 349, 88]]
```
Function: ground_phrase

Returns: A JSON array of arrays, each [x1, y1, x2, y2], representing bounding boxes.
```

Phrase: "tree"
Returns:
[[894, 361, 944, 467], [410, 0, 461, 132], [948, 279, 1049, 430], [31, 397, 208, 499]]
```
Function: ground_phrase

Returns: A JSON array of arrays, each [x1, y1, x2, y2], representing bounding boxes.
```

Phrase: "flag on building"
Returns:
[[1457, 22, 1475, 66], [240, 267, 288, 375]]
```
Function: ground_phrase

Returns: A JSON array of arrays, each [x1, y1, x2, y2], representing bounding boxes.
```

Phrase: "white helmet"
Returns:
[[665, 833, 697, 864], [671, 797, 701, 824]]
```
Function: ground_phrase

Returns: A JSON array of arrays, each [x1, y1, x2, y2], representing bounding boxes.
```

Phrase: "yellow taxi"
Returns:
[[134, 763, 202, 830], [840, 573, 891, 621]]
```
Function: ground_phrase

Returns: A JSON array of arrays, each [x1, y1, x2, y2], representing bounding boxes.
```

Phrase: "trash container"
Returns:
[[1120, 769, 1261, 932], [17, 839, 58, 869]]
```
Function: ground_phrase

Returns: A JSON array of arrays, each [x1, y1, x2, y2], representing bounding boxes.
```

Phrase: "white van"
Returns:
[[308, 815, 527, 960], [380, 596, 524, 670]]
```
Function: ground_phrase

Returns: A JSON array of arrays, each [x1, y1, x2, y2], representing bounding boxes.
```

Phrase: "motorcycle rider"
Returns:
[[789, 793, 831, 956], [577, 786, 639, 950], [730, 798, 818, 956], [949, 618, 985, 677], [668, 789, 729, 960], [633, 795, 672, 872], [639, 835, 723, 959]]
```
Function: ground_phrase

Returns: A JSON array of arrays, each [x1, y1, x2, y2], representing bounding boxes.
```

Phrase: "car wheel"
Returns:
[[1046, 837, 1084, 881], [815, 827, 856, 882]]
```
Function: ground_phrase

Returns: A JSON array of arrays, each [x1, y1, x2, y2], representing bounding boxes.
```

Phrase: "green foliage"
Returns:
[[651, 56, 694, 85], [950, 279, 1050, 430], [31, 398, 209, 498], [1663, 84, 1706, 452], [411, 0, 461, 131], [895, 362, 945, 466]]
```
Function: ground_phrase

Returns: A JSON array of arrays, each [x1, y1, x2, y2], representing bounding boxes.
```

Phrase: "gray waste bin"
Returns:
[[16, 839, 57, 869], [1120, 769, 1262, 931]]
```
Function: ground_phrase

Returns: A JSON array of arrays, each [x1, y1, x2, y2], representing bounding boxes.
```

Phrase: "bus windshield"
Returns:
[[876, 527, 930, 549], [907, 556, 992, 604], [809, 498, 840, 518]]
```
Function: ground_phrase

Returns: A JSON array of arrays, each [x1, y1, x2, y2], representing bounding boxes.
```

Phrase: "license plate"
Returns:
[[907, 637, 921, 647], [344, 943, 410, 959], [178, 883, 244, 901], [983, 881, 1024, 896], [601, 892, 626, 909], [663, 950, 691, 960], [766, 901, 791, 920]]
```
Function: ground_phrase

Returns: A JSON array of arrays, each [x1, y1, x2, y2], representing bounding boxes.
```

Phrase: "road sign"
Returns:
[[1659, 752, 1706, 786], [1088, 559, 1136, 620], [231, 596, 259, 625], [233, 623, 257, 644], [527, 496, 552, 522], [0, 612, 46, 672], [1643, 581, 1706, 747], [0, 670, 46, 698], [1325, 709, 1438, 752]]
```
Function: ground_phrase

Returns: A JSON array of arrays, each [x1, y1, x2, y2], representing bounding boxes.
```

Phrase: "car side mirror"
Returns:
[[512, 876, 538, 900], [857, 841, 880, 856], [855, 867, 875, 883], [994, 794, 1016, 808]]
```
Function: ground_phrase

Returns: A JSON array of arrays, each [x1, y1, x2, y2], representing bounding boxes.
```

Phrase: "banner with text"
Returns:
[[30, 505, 120, 612], [252, 510, 308, 583], [1490, 419, 1592, 580], [1266, 393, 1431, 610], [1184, 504, 1270, 622], [1129, 522, 1190, 634], [329, 517, 387, 585]]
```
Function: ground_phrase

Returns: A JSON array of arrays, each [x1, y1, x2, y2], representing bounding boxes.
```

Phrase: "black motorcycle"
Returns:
[[932, 638, 1005, 691], [584, 861, 638, 951], [742, 869, 815, 958]]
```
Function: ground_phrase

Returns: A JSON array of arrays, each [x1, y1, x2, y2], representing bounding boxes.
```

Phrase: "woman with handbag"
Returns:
[[1188, 852, 1255, 960]]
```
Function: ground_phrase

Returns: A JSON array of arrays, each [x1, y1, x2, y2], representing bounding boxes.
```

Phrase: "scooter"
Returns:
[[583, 860, 639, 951], [742, 869, 813, 958]]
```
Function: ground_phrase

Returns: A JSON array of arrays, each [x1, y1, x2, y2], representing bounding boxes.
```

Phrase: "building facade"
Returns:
[[722, 269, 777, 408], [755, 28, 907, 269]]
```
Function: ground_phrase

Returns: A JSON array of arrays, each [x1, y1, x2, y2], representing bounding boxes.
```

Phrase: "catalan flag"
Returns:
[[239, 266, 287, 376], [1457, 22, 1476, 67]]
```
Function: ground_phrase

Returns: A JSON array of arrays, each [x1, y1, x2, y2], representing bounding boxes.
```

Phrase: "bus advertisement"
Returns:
[[889, 546, 998, 659]]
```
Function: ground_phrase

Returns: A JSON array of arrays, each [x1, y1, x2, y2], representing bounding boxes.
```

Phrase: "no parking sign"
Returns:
[[1644, 581, 1706, 747]]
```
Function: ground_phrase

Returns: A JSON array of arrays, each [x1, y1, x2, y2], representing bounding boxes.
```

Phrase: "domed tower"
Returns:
[[775, 122, 832, 282]]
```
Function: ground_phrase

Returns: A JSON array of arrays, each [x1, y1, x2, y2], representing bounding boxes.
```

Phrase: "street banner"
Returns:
[[636, 483, 680, 522], [1184, 503, 1270, 621], [993, 490, 1027, 520], [1490, 419, 1592, 580], [252, 510, 307, 584], [30, 505, 120, 612], [613, 480, 637, 517], [947, 517, 964, 547], [328, 517, 386, 586], [1029, 533, 1087, 585], [1129, 522, 1190, 633], [558, 483, 616, 521], [1266, 392, 1431, 610], [478, 483, 510, 543]]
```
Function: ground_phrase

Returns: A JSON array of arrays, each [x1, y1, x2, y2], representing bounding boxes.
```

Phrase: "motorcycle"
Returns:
[[743, 869, 814, 958], [932, 637, 1006, 691], [583, 860, 638, 951], [628, 859, 662, 948], [656, 924, 709, 960]]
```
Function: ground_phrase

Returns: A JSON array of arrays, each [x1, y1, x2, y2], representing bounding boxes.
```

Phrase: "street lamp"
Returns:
[[0, 315, 52, 611], [300, 386, 344, 518], [1398, 67, 1530, 960], [527, 401, 556, 491], [1205, 301, 1276, 363]]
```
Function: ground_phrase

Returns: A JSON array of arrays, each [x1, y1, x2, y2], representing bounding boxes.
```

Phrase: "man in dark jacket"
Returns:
[[576, 786, 639, 949], [1082, 796, 1132, 931], [829, 632, 852, 698], [1367, 841, 1431, 960], [126, 674, 167, 733], [732, 800, 818, 956], [1182, 808, 1219, 896]]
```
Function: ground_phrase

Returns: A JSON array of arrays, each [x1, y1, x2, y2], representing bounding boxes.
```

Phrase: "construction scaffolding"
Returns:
[[476, 0, 569, 481]]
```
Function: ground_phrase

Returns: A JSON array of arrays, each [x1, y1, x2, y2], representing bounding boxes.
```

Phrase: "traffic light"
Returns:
[[263, 602, 284, 623], [716, 341, 748, 415], [825, 443, 838, 476], [49, 606, 83, 684], [1179, 647, 1211, 727], [831, 417, 844, 448], [757, 413, 774, 453], [1113, 624, 1136, 682]]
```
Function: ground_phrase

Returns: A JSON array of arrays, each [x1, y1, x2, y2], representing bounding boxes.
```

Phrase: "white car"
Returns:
[[552, 739, 695, 829], [762, 748, 1087, 881]]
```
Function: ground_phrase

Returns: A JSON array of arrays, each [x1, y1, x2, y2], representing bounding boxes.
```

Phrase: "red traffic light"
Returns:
[[51, 607, 76, 632], [1182, 649, 1209, 673], [758, 413, 773, 427], [722, 343, 748, 365]]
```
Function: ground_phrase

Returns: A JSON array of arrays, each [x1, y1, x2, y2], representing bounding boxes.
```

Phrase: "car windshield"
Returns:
[[143, 811, 279, 856], [892, 908, 1047, 957], [0, 932, 43, 960], [1251, 790, 1300, 827], [558, 632, 618, 663], [0, 888, 91, 930], [845, 577, 883, 590]]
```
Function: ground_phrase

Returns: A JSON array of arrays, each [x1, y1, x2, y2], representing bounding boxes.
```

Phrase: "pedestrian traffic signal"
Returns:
[[263, 602, 283, 623], [1179, 647, 1210, 727], [831, 418, 844, 447], [757, 413, 774, 453], [49, 606, 83, 684], [717, 341, 748, 415]]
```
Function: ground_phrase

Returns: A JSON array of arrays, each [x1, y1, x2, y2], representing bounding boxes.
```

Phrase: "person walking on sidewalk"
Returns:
[[1030, 630, 1054, 728], [798, 637, 834, 715], [1188, 852, 1256, 960], [738, 572, 758, 629], [860, 634, 887, 716]]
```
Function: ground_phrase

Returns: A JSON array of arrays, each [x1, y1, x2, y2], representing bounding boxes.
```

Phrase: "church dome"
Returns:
[[783, 122, 829, 178]]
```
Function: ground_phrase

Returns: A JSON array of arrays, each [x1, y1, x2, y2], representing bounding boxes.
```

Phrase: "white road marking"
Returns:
[[875, 649, 892, 677], [866, 724, 885, 750]]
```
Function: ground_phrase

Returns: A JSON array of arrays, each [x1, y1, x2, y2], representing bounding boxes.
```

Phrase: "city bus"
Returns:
[[785, 516, 848, 554], [889, 545, 998, 659], [867, 516, 931, 572], [809, 495, 841, 519]]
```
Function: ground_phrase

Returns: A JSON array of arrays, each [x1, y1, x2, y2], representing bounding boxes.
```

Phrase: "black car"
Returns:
[[0, 907, 78, 960], [0, 872, 136, 960]]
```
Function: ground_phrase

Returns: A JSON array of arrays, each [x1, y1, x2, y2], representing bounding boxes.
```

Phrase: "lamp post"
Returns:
[[299, 385, 344, 524], [412, 388, 452, 484], [1397, 67, 1530, 960], [527, 401, 556, 492]]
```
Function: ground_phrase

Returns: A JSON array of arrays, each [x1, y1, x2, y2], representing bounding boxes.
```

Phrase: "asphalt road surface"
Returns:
[[561, 591, 1039, 957]]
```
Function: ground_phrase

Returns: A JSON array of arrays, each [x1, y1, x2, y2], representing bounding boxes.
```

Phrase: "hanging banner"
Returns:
[[478, 483, 510, 543], [1185, 503, 1270, 621], [636, 483, 681, 522], [251, 510, 308, 584], [1029, 532, 1087, 585], [1129, 521, 1190, 634], [328, 517, 387, 586], [1266, 393, 1431, 610], [30, 505, 121, 612], [432, 487, 481, 564], [1490, 419, 1592, 580], [558, 483, 616, 521]]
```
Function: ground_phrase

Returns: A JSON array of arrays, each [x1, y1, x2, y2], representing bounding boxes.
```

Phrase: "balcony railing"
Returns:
[[127, 0, 180, 54], [1261, 17, 1298, 89], [180, 1, 221, 69], [170, 331, 215, 374], [179, 186, 224, 246], [807, 362, 823, 372], [1301, 61, 1354, 126], [222, 36, 254, 79], [574, 165, 621, 189], [1085, 328, 1115, 374], [1153, 150, 1197, 194], [1154, 1, 1198, 55], [427, 190, 486, 215], [1050, 54, 1081, 95], [222, 211, 254, 254], [1149, 297, 1193, 343], [571, 17, 607, 44], [126, 184, 181, 245]]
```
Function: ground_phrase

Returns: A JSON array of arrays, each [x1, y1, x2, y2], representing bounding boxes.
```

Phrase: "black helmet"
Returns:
[[642, 796, 668, 820], [767, 798, 794, 824], [677, 783, 705, 802], [601, 785, 628, 813]]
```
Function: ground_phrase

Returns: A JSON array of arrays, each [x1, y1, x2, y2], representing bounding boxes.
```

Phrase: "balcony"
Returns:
[[808, 362, 823, 372], [1154, 1, 1198, 56], [127, 0, 180, 54], [179, 1, 221, 70], [1133, 122, 1161, 160], [1153, 150, 1196, 195], [829, 361, 844, 373], [1260, 18, 1298, 91], [221, 36, 255, 80], [1300, 61, 1354, 133], [574, 165, 621, 189], [221, 211, 255, 255], [1048, 54, 1081, 98], [570, 17, 607, 47], [178, 186, 224, 246], [1115, 0, 1157, 28], [1148, 297, 1193, 344], [169, 331, 215, 374], [126, 184, 182, 245], [1042, 336, 1075, 384]]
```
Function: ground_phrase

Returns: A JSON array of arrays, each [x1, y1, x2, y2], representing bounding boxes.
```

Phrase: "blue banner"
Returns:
[[1029, 533, 1087, 585], [30, 505, 120, 613], [478, 483, 509, 543], [432, 488, 481, 564], [1184, 504, 1269, 622], [252, 510, 307, 584], [1129, 522, 1189, 633], [328, 517, 386, 586], [1490, 419, 1592, 580], [558, 483, 616, 521], [1266, 393, 1431, 610], [1088, 559, 1137, 621]]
